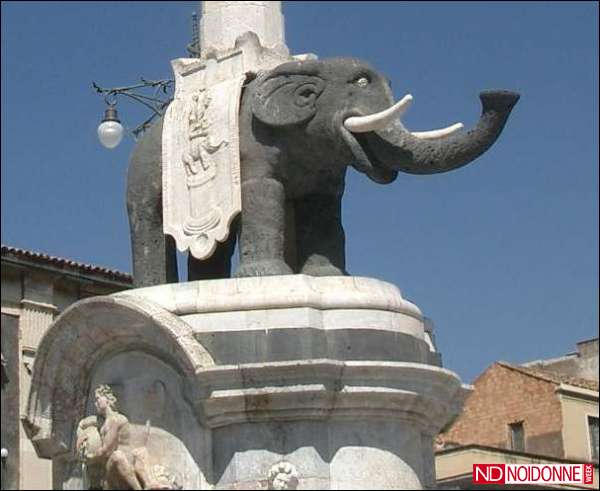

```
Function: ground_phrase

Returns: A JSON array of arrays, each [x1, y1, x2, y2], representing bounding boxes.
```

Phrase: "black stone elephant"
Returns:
[[127, 57, 519, 287]]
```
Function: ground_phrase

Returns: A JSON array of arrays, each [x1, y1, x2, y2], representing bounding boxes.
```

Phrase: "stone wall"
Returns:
[[440, 362, 565, 458], [1, 313, 20, 490]]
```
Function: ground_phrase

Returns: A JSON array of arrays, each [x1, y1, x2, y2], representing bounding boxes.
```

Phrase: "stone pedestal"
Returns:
[[25, 276, 467, 489]]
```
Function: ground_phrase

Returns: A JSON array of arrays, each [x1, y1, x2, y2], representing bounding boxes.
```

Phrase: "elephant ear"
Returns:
[[252, 71, 325, 127]]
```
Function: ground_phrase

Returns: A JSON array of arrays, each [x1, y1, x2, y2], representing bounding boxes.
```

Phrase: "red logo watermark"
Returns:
[[473, 463, 594, 485]]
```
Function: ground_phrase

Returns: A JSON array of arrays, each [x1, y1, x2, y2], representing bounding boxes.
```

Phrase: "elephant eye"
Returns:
[[355, 77, 370, 88]]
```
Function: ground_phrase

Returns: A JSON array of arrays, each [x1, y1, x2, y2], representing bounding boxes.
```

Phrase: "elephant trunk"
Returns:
[[360, 90, 519, 175]]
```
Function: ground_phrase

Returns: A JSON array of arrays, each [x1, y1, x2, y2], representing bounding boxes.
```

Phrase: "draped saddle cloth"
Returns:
[[162, 35, 291, 260]]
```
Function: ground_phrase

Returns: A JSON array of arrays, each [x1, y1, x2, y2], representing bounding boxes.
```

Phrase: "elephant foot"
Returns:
[[300, 264, 347, 277], [236, 259, 293, 277]]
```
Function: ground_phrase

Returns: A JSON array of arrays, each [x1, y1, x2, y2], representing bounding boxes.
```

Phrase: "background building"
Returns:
[[1, 245, 131, 490], [436, 346, 599, 489], [523, 339, 598, 382]]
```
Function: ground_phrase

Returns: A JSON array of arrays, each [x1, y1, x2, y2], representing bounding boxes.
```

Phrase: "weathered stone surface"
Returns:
[[116, 274, 423, 317], [200, 1, 288, 57], [23, 296, 214, 465], [74, 356, 207, 489], [193, 324, 433, 365], [26, 276, 467, 489], [115, 275, 440, 367], [196, 360, 463, 431], [212, 420, 426, 490]]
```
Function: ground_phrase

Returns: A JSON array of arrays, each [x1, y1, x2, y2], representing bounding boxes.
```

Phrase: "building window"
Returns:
[[509, 421, 525, 452], [589, 416, 599, 462]]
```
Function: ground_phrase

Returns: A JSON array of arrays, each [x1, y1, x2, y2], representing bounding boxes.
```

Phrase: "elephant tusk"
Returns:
[[411, 122, 464, 140], [344, 93, 464, 139], [344, 94, 413, 133]]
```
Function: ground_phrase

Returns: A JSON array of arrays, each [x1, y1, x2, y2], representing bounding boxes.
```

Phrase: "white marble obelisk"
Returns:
[[200, 1, 289, 56]]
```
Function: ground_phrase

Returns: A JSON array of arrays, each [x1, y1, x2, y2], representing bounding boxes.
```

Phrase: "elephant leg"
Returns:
[[237, 177, 293, 277], [127, 192, 178, 288], [188, 221, 238, 280], [126, 117, 178, 287], [295, 193, 347, 276]]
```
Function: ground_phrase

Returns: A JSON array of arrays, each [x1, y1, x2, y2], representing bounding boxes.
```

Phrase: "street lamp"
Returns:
[[97, 103, 124, 149], [93, 11, 200, 150], [93, 79, 173, 150]]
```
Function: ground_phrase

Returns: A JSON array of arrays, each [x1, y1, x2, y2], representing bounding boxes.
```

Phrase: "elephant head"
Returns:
[[246, 57, 519, 185]]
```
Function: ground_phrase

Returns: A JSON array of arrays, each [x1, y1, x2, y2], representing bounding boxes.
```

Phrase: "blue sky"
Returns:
[[1, 2, 598, 382]]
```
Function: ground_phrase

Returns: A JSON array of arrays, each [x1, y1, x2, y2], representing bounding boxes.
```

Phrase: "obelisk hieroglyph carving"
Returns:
[[162, 1, 292, 260]]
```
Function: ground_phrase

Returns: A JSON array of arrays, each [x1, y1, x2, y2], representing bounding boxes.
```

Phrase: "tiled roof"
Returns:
[[497, 361, 599, 392], [1, 245, 132, 284]]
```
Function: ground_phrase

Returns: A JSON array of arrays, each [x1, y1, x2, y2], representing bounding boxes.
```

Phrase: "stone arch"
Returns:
[[23, 295, 214, 459]]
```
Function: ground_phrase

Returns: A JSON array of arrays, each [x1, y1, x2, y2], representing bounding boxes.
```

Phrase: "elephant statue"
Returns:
[[127, 57, 519, 287]]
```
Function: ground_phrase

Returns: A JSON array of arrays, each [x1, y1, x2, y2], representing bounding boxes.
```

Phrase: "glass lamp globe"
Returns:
[[0, 447, 7, 458], [97, 105, 124, 149]]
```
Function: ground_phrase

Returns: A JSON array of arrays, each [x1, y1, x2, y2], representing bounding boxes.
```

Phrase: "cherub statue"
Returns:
[[76, 385, 179, 490], [267, 461, 299, 490]]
